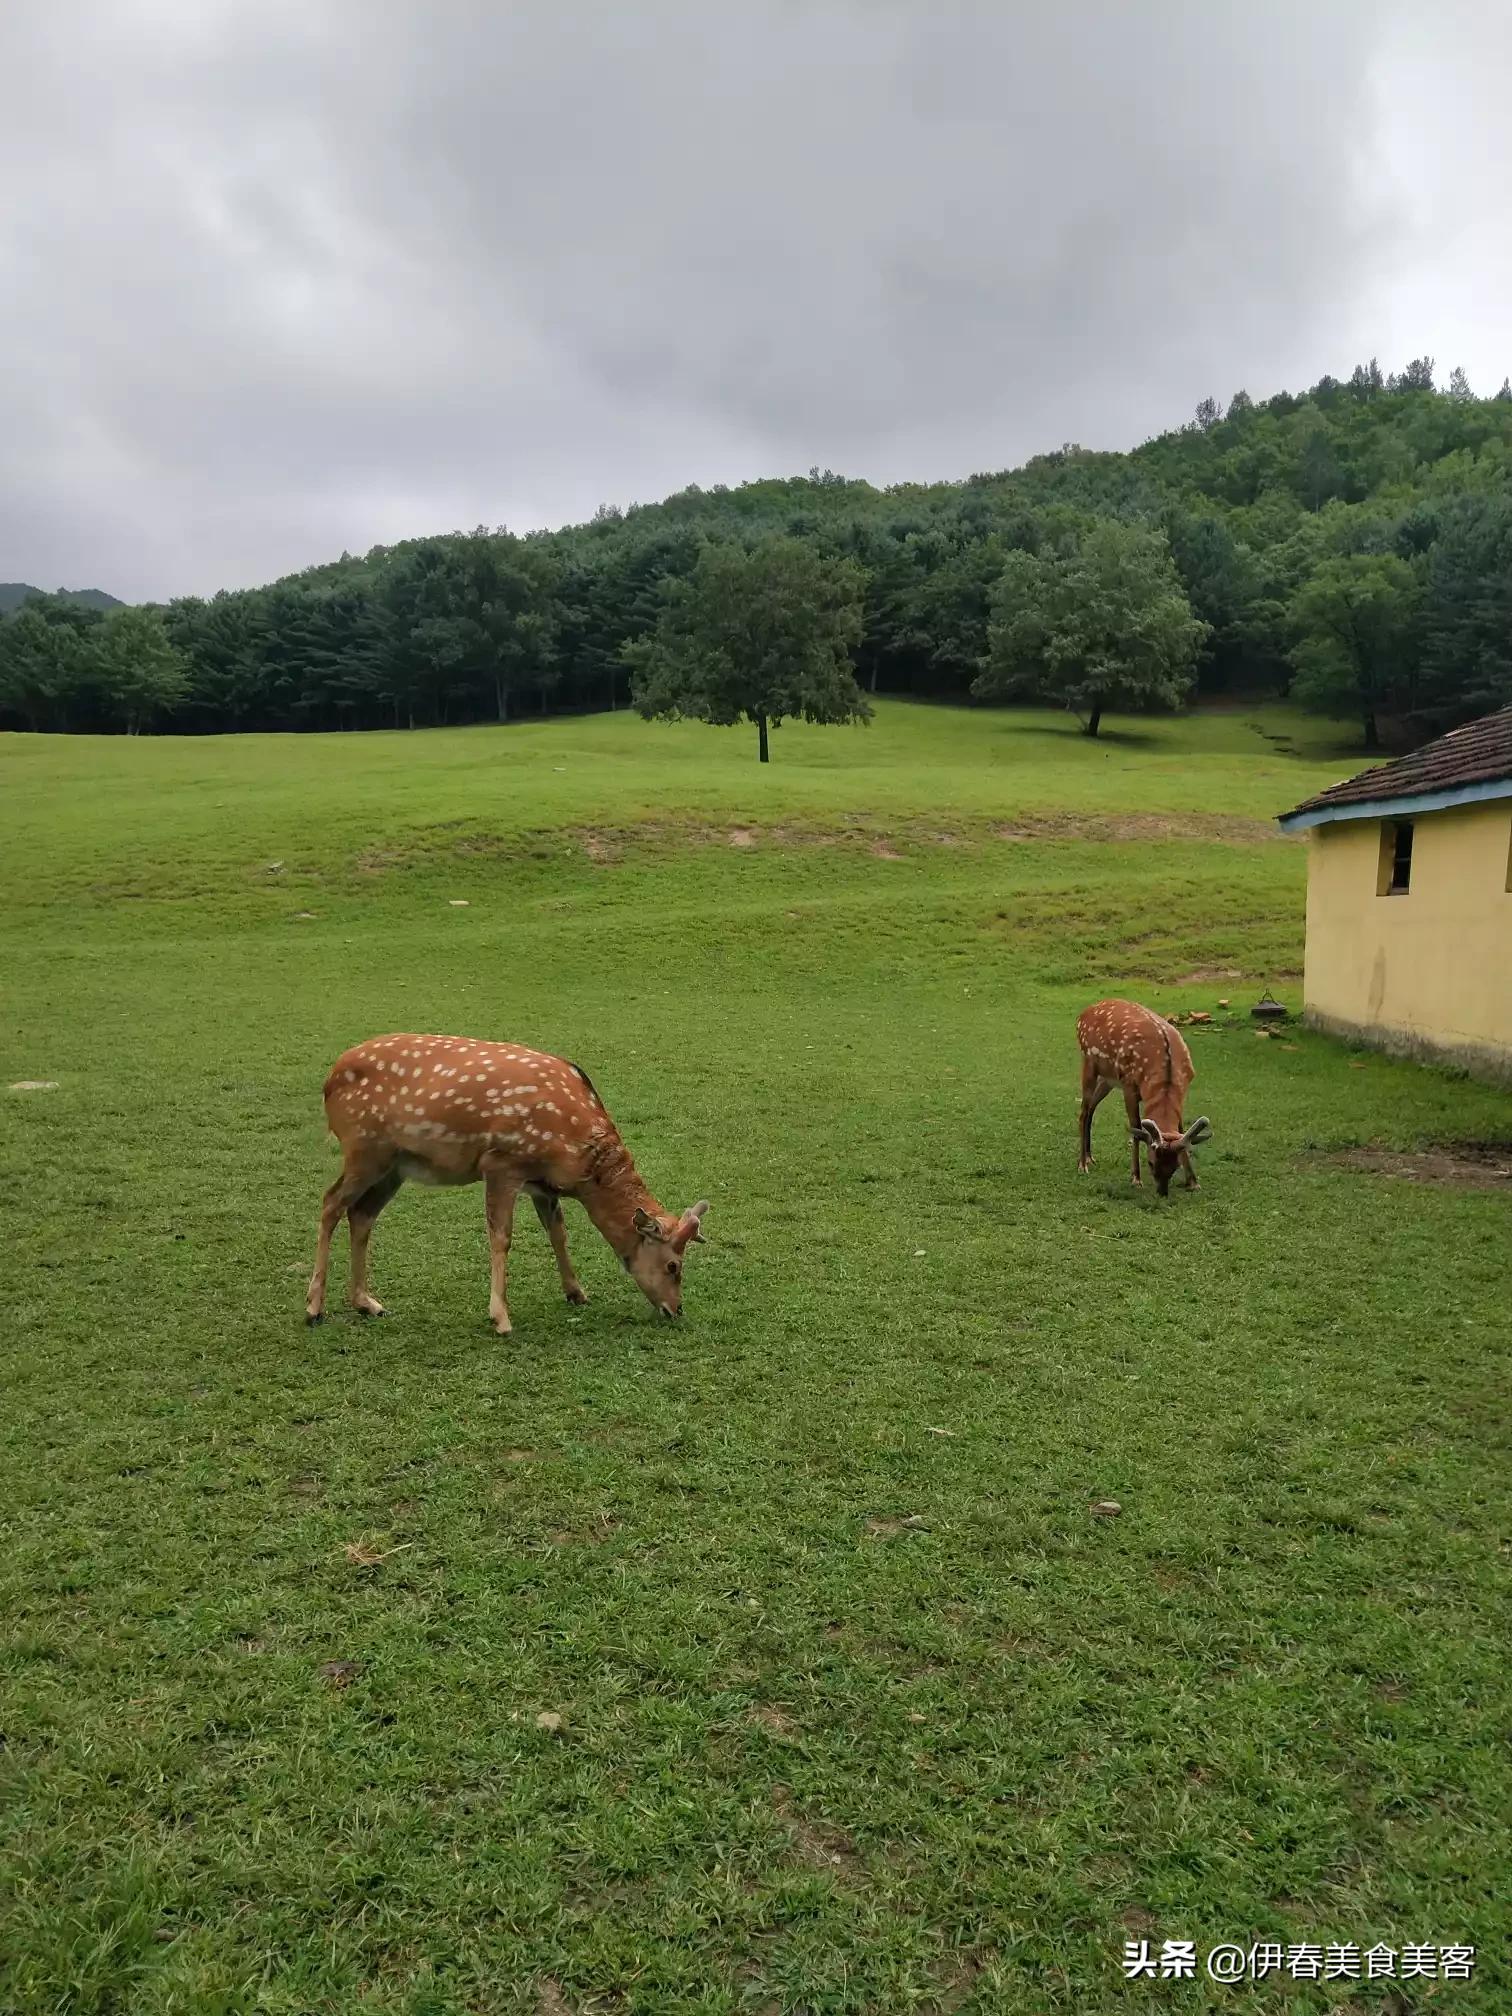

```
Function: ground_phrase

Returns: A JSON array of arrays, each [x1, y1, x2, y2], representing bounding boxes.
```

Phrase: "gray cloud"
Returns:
[[1, 0, 1506, 600]]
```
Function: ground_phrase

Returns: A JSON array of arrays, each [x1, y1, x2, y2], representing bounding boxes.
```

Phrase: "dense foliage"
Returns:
[[4, 357, 1511, 744]]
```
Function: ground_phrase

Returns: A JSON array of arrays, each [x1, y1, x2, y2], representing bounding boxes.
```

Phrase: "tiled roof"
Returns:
[[1279, 703, 1512, 825]]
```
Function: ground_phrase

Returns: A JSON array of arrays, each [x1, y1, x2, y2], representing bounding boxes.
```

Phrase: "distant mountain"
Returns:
[[0, 582, 124, 614]]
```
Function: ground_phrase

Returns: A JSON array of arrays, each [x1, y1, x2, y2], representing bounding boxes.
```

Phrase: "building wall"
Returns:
[[1302, 800, 1512, 1084]]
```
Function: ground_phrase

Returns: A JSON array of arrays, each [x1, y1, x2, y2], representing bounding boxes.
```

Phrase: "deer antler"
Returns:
[[671, 1199, 710, 1251]]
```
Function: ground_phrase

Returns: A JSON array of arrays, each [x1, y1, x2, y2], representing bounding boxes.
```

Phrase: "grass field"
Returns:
[[4, 700, 1511, 2015]]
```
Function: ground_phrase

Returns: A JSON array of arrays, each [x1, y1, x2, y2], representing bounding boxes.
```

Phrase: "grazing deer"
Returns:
[[1076, 998, 1213, 1196], [305, 1034, 709, 1333]]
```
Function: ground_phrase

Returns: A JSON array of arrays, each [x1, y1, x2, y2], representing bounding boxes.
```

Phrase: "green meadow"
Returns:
[[3, 701, 1510, 2015]]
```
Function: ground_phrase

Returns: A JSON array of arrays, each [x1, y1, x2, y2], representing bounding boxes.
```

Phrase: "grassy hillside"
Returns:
[[4, 703, 1510, 2014]]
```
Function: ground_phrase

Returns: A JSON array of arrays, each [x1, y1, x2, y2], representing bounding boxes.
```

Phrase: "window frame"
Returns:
[[1376, 818, 1414, 896]]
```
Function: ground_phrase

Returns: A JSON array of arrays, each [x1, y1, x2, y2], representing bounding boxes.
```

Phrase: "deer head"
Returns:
[[1132, 1116, 1212, 1197], [629, 1200, 710, 1317]]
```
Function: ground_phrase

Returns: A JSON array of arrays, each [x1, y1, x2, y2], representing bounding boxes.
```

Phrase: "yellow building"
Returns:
[[1277, 704, 1512, 1086]]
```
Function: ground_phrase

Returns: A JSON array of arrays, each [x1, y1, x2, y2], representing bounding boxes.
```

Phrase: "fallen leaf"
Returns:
[[448, 898, 469, 907], [924, 1426, 957, 1438], [535, 1710, 565, 1735], [913, 1248, 927, 1258], [1091, 1500, 1123, 1518], [318, 1659, 360, 1689], [747, 1704, 795, 1737], [9, 1080, 59, 1092], [343, 1539, 413, 1568]]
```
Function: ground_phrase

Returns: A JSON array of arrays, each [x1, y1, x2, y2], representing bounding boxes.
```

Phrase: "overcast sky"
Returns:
[[2, 0, 1509, 603]]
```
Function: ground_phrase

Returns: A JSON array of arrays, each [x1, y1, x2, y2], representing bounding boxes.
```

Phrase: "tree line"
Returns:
[[3, 355, 1510, 753]]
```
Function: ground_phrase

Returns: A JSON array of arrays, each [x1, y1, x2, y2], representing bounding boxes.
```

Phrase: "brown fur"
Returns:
[[305, 1033, 707, 1331], [1075, 999, 1211, 1195]]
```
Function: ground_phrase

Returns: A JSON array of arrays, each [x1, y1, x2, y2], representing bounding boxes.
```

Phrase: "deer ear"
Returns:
[[632, 1207, 664, 1240]]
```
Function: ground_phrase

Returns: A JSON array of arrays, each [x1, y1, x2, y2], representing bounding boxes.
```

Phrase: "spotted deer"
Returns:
[[305, 1034, 709, 1333], [1076, 998, 1213, 1196]]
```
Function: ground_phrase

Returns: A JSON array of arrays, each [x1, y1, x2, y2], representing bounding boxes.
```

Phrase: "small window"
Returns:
[[1376, 819, 1414, 895]]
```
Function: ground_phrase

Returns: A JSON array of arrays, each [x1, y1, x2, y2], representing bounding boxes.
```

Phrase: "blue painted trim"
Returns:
[[1277, 775, 1512, 833]]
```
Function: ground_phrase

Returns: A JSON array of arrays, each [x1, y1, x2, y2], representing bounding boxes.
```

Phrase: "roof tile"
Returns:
[[1279, 703, 1512, 823]]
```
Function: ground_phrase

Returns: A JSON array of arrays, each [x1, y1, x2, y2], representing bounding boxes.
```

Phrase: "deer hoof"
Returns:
[[565, 1287, 589, 1306], [305, 1311, 325, 1327], [354, 1302, 387, 1318], [491, 1318, 513, 1337]]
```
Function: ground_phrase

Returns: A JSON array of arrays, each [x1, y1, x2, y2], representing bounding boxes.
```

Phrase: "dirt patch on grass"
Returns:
[[354, 810, 1285, 876], [993, 812, 1286, 845], [1309, 1143, 1512, 1190], [746, 1704, 797, 1738], [770, 1784, 862, 1877]]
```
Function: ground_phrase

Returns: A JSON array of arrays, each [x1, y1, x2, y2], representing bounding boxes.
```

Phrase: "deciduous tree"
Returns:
[[626, 536, 867, 762], [974, 519, 1208, 737]]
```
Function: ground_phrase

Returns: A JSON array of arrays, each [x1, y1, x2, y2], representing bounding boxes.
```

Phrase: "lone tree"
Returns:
[[1287, 553, 1419, 750], [626, 535, 868, 762], [973, 518, 1208, 737]]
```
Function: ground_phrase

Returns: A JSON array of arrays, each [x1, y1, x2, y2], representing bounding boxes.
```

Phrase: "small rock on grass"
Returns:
[[1091, 1500, 1123, 1518]]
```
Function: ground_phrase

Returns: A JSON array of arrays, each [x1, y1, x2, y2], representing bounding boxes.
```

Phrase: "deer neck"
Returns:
[[1141, 1088, 1185, 1137], [574, 1132, 663, 1259]]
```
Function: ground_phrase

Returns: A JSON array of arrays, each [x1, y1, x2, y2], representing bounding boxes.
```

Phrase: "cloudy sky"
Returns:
[[2, 0, 1509, 603]]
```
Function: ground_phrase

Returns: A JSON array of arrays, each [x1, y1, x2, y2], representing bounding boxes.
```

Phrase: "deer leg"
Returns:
[[532, 1193, 588, 1305], [1180, 1147, 1200, 1191], [1124, 1086, 1144, 1185], [347, 1169, 403, 1315], [484, 1171, 521, 1336], [306, 1151, 394, 1323], [1078, 1062, 1112, 1172]]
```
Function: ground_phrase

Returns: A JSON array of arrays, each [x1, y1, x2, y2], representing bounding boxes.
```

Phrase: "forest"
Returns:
[[3, 357, 1511, 749]]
